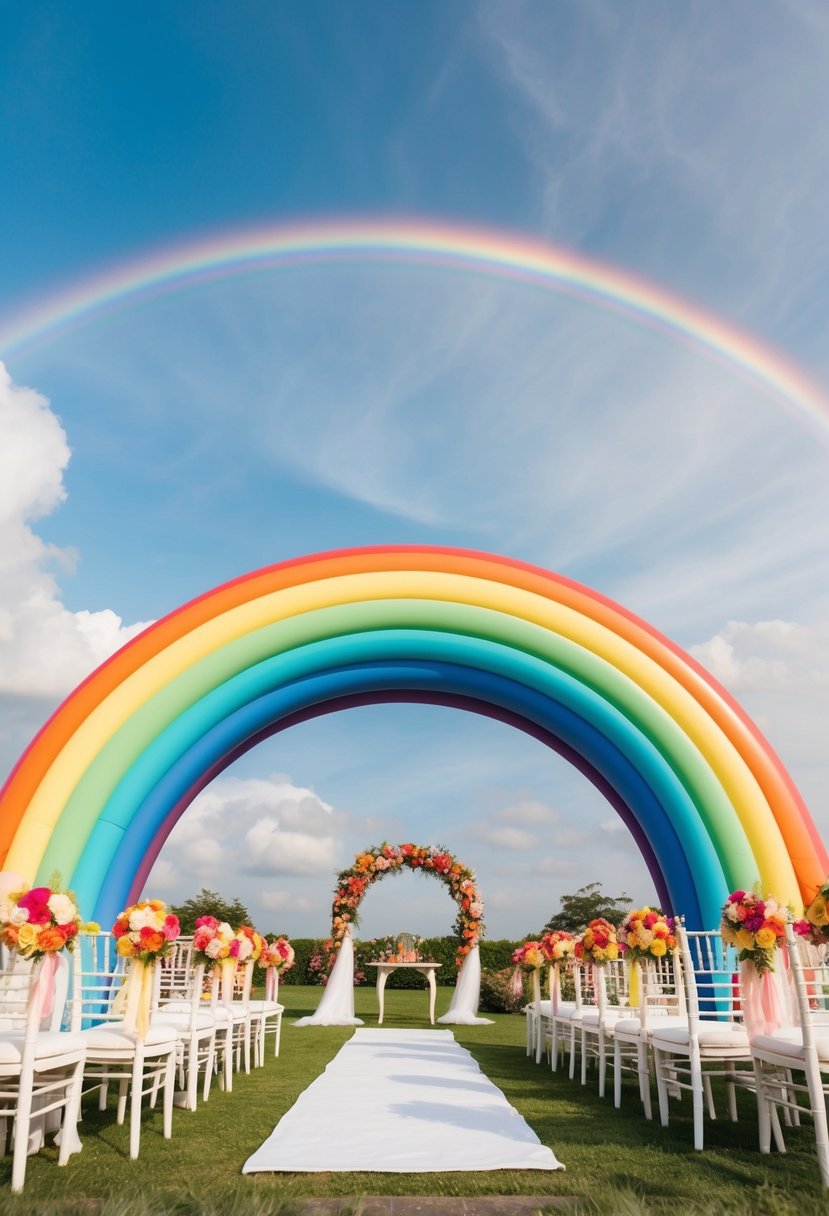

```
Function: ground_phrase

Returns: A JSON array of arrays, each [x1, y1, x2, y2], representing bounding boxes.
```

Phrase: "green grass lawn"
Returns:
[[1, 984, 826, 1215]]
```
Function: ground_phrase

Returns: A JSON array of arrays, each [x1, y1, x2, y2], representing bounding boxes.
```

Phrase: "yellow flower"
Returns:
[[16, 922, 40, 952], [605, 942, 619, 960], [736, 928, 755, 952], [807, 896, 829, 927], [754, 927, 777, 950], [116, 935, 136, 957], [650, 940, 667, 957]]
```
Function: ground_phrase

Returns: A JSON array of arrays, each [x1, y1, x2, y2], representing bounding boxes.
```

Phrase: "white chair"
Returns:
[[651, 924, 752, 1150], [153, 938, 217, 1109], [69, 932, 179, 1159], [246, 968, 284, 1067], [578, 958, 630, 1096], [554, 960, 599, 1081], [612, 951, 687, 1118], [0, 950, 86, 1193], [750, 923, 829, 1187], [207, 959, 254, 1091]]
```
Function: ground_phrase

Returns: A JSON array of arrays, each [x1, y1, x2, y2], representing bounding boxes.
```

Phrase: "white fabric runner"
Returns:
[[242, 1029, 564, 1174]]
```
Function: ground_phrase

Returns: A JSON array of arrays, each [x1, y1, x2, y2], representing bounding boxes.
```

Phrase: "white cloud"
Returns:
[[156, 773, 348, 883], [691, 620, 829, 692], [0, 361, 152, 701], [260, 890, 292, 912], [491, 799, 559, 826], [481, 826, 538, 852]]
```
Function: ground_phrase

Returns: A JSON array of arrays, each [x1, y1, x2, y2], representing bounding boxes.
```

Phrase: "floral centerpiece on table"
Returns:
[[0, 883, 83, 959], [720, 889, 789, 975], [802, 878, 829, 947], [112, 899, 181, 961], [618, 907, 677, 961], [574, 918, 620, 965]]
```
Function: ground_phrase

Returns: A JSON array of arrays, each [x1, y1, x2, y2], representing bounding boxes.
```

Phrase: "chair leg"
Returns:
[[691, 1056, 705, 1151], [129, 1054, 143, 1160], [11, 1075, 34, 1193], [613, 1039, 623, 1108], [753, 1060, 773, 1154], [163, 1053, 175, 1140], [274, 1013, 282, 1058], [653, 1048, 670, 1128], [57, 1059, 86, 1166]]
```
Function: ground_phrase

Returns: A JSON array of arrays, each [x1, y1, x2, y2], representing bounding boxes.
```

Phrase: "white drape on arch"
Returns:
[[437, 944, 492, 1025], [293, 927, 363, 1027]]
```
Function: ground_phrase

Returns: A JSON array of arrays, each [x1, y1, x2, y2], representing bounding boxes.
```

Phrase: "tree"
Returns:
[[542, 882, 632, 934], [170, 888, 253, 935]]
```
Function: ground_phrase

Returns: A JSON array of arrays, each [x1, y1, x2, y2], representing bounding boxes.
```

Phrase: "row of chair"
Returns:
[[0, 933, 284, 1191], [526, 923, 829, 1186]]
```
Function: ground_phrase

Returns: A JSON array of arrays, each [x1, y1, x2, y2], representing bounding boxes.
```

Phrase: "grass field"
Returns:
[[1, 984, 825, 1215]]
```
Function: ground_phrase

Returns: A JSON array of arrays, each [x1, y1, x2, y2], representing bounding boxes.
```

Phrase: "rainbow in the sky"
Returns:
[[0, 546, 825, 930], [1, 217, 828, 437]]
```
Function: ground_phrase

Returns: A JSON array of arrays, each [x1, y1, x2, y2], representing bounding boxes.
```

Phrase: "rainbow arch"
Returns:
[[0, 546, 825, 929]]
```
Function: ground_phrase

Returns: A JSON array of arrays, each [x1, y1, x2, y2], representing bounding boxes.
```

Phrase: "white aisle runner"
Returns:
[[242, 1029, 564, 1174]]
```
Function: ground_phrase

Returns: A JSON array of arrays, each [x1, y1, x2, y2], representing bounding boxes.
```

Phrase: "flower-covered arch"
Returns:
[[331, 843, 483, 967]]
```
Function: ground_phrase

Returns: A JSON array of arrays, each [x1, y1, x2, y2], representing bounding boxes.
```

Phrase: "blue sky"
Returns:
[[1, 2, 827, 941]]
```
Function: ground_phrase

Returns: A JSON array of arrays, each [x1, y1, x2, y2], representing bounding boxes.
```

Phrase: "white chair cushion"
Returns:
[[0, 1031, 86, 1064], [80, 1022, 178, 1051], [752, 1028, 829, 1063], [580, 1007, 631, 1028], [152, 1010, 216, 1031], [651, 1021, 749, 1050], [246, 1000, 282, 1014]]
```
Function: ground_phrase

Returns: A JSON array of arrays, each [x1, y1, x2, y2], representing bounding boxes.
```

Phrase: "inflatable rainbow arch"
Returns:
[[0, 545, 825, 930]]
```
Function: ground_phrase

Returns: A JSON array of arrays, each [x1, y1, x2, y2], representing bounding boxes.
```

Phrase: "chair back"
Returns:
[[157, 936, 196, 1001], [604, 958, 629, 1007], [68, 932, 126, 1030], [679, 925, 742, 1027], [787, 923, 829, 1041], [635, 949, 686, 1030]]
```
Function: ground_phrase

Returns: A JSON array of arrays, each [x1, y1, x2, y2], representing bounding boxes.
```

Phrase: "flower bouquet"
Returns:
[[192, 915, 244, 1002], [510, 940, 546, 1003], [257, 936, 295, 1000], [110, 898, 180, 1033], [540, 931, 575, 1012], [574, 918, 620, 965], [0, 882, 85, 1023], [802, 878, 829, 947], [540, 930, 575, 964], [511, 940, 545, 970], [0, 883, 83, 959], [720, 889, 788, 975], [112, 899, 180, 961], [618, 907, 677, 961]]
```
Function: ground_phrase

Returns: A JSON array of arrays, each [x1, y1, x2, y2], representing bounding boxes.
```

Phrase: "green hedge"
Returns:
[[280, 936, 523, 987]]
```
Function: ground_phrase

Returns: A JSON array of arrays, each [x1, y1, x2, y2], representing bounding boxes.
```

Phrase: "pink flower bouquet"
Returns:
[[0, 883, 83, 958]]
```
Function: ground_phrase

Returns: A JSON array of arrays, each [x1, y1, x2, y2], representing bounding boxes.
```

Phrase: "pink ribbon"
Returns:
[[29, 951, 59, 1023], [740, 960, 785, 1038], [265, 968, 278, 1002], [550, 964, 560, 1015], [509, 965, 524, 998]]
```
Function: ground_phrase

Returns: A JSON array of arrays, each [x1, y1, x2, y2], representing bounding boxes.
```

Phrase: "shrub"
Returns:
[[479, 966, 525, 1014]]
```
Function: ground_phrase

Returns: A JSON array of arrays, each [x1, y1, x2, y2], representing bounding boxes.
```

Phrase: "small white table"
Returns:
[[369, 961, 442, 1025]]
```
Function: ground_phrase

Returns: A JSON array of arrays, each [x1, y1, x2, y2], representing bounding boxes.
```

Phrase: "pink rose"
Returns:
[[18, 887, 53, 925]]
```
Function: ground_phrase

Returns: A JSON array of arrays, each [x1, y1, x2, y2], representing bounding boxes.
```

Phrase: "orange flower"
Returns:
[[37, 925, 66, 952]]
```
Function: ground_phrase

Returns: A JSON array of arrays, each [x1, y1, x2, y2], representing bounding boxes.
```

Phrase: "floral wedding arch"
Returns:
[[330, 842, 484, 967]]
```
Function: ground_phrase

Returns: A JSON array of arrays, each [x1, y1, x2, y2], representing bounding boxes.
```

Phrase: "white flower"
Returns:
[[128, 905, 161, 932], [235, 936, 253, 961], [47, 892, 78, 926], [217, 922, 233, 938], [10, 906, 29, 926], [469, 901, 484, 918], [204, 938, 223, 959]]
